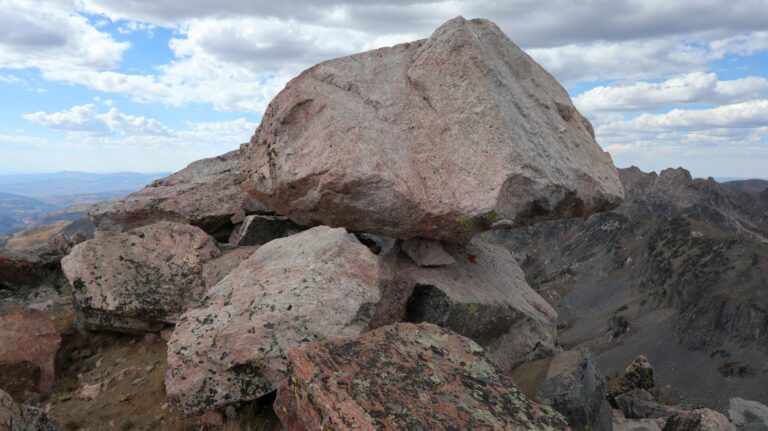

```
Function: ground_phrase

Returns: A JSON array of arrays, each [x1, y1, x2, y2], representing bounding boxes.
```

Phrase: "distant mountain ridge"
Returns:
[[0, 172, 168, 236]]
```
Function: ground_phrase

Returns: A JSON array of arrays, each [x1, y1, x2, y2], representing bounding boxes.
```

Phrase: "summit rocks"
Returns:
[[241, 17, 623, 242]]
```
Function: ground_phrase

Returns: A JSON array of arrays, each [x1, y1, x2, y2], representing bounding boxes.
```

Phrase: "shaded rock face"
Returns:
[[89, 149, 264, 239], [511, 349, 613, 431], [0, 389, 59, 431], [227, 214, 305, 246], [400, 237, 557, 370], [241, 17, 623, 242], [0, 308, 61, 394], [274, 322, 569, 430], [663, 409, 736, 431], [401, 238, 456, 267], [61, 221, 220, 333], [165, 226, 386, 415]]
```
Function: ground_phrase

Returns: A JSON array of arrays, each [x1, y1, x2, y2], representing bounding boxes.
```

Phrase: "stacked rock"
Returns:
[[60, 16, 623, 430]]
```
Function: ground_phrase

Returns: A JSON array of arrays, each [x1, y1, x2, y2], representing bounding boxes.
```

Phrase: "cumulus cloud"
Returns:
[[23, 104, 173, 136], [575, 73, 768, 112], [0, 0, 128, 70]]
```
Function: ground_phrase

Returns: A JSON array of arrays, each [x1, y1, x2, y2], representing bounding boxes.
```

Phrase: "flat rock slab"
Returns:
[[165, 226, 385, 415], [400, 237, 557, 370], [61, 221, 220, 333], [274, 322, 569, 430], [241, 17, 623, 242], [0, 308, 61, 393], [90, 149, 264, 236]]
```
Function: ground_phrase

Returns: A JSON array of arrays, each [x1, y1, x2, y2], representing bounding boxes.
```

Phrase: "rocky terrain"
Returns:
[[1, 16, 765, 431], [491, 166, 768, 411]]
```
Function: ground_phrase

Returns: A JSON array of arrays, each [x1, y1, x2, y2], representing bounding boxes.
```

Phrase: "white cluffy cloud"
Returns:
[[23, 104, 173, 136]]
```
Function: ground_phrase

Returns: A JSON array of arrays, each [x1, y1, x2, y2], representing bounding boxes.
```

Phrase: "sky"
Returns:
[[0, 0, 767, 178]]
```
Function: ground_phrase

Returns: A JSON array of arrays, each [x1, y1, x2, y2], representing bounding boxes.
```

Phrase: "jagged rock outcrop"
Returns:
[[61, 221, 220, 332], [90, 149, 264, 239], [165, 226, 389, 415], [0, 389, 59, 430], [0, 308, 60, 396], [274, 322, 569, 430], [400, 237, 557, 370], [241, 17, 623, 242], [663, 409, 736, 431], [511, 349, 613, 431]]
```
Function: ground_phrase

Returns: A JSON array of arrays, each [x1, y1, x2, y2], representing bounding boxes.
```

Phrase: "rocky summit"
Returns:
[[241, 17, 623, 242], [0, 15, 759, 431]]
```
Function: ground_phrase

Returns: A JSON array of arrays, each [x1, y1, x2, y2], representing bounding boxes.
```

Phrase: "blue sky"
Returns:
[[1, 1, 767, 178]]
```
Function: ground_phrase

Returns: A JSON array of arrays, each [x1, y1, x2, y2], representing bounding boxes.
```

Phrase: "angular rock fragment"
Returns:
[[165, 226, 386, 415], [608, 356, 656, 406], [663, 409, 736, 431], [274, 322, 569, 430], [401, 238, 455, 266], [61, 221, 220, 332], [0, 389, 59, 431], [241, 17, 623, 242], [0, 308, 61, 394], [728, 398, 768, 429], [227, 214, 304, 246], [511, 349, 613, 431], [90, 149, 264, 238], [401, 237, 557, 369]]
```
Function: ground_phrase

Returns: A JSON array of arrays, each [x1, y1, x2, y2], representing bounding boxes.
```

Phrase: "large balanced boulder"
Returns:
[[400, 237, 557, 370], [61, 221, 220, 332], [90, 149, 264, 238], [166, 226, 388, 415], [0, 390, 59, 431], [241, 16, 623, 242], [511, 349, 613, 431], [274, 322, 569, 430], [0, 308, 61, 396]]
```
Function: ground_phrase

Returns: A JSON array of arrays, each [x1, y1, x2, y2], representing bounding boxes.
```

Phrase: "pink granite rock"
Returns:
[[400, 238, 455, 267], [61, 221, 220, 332], [0, 308, 61, 393], [165, 226, 387, 415], [241, 17, 623, 242]]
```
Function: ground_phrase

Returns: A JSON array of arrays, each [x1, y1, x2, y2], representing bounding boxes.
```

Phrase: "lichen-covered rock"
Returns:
[[511, 349, 613, 431], [241, 16, 623, 242], [227, 214, 304, 246], [61, 221, 220, 333], [728, 398, 768, 430], [400, 237, 557, 370], [274, 322, 569, 430], [0, 390, 59, 431], [663, 409, 736, 431], [609, 355, 656, 405], [90, 149, 264, 238], [165, 226, 387, 415], [0, 308, 61, 394], [401, 238, 456, 267]]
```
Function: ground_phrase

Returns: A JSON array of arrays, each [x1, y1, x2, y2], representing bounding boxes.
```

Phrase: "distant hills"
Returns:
[[0, 171, 168, 236]]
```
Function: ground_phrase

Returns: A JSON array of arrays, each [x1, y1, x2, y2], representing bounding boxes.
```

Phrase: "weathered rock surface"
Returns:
[[400, 237, 557, 370], [241, 16, 623, 242], [0, 389, 59, 431], [61, 221, 220, 332], [608, 356, 656, 405], [663, 409, 736, 431], [0, 308, 61, 394], [401, 238, 455, 266], [511, 349, 613, 431], [201, 246, 257, 289], [227, 214, 304, 246], [166, 226, 386, 415], [90, 149, 264, 238], [614, 415, 666, 431], [274, 322, 569, 430], [728, 398, 768, 430]]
